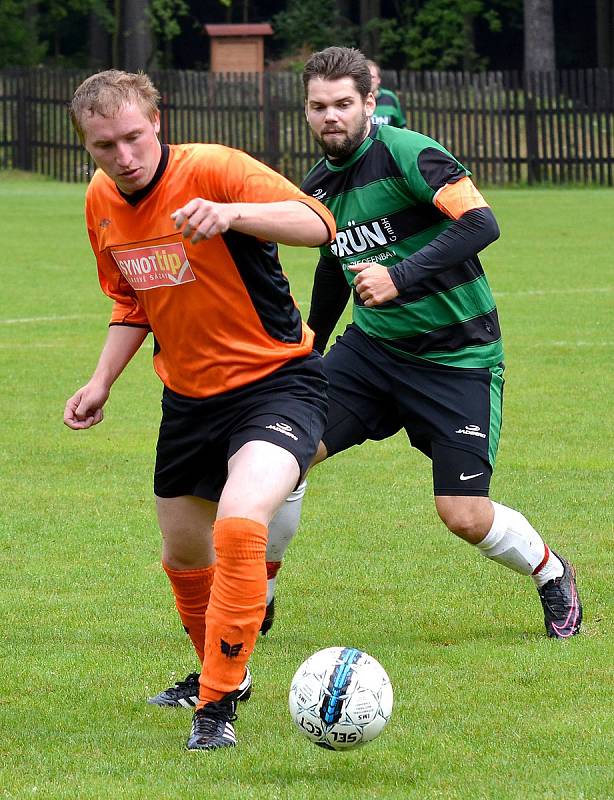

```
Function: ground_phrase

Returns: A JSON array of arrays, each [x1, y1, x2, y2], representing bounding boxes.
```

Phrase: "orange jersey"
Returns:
[[86, 143, 336, 398]]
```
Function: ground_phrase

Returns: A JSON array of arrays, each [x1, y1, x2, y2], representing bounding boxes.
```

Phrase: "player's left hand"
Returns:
[[348, 263, 399, 307], [171, 198, 236, 243]]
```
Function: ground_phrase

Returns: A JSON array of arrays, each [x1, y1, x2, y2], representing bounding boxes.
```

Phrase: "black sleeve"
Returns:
[[388, 207, 500, 292], [307, 254, 351, 354]]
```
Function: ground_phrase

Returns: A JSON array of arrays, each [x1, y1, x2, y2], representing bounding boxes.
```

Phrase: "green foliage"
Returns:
[[89, 0, 116, 35], [273, 0, 357, 59], [39, 0, 93, 28], [148, 0, 189, 67], [0, 0, 46, 66], [0, 0, 100, 66], [37, 0, 96, 62], [373, 0, 519, 70]]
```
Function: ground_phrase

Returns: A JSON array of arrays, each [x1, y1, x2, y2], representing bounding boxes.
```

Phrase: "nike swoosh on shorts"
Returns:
[[459, 472, 484, 481]]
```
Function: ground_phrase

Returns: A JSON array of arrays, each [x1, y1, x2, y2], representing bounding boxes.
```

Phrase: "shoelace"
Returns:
[[540, 576, 570, 614], [193, 704, 238, 729], [170, 673, 200, 693]]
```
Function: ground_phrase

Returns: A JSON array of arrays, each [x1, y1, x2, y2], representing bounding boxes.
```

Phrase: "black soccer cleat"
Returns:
[[260, 598, 275, 635], [537, 551, 582, 639], [185, 675, 254, 752], [147, 671, 200, 708], [186, 698, 238, 751], [148, 665, 252, 708]]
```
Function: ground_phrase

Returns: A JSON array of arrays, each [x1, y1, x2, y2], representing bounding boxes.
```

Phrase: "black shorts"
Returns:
[[321, 325, 504, 497], [154, 353, 328, 502]]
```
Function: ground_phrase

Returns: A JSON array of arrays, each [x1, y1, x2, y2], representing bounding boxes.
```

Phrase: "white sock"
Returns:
[[532, 549, 565, 588], [476, 502, 563, 586], [265, 480, 307, 603], [265, 576, 277, 606]]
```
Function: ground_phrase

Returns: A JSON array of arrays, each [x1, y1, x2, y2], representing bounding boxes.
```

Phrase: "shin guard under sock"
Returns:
[[199, 517, 267, 706], [162, 562, 215, 663], [476, 502, 563, 586]]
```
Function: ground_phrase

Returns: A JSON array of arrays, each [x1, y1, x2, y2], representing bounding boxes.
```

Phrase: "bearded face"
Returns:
[[312, 107, 371, 159], [306, 77, 375, 161]]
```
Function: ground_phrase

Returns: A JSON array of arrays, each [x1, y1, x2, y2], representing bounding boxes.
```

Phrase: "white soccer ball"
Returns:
[[288, 646, 393, 751]]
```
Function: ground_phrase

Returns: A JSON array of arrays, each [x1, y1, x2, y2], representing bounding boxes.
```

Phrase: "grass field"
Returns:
[[0, 175, 612, 800]]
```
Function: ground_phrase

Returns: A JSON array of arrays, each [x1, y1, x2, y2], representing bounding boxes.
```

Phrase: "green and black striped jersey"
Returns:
[[302, 125, 503, 369], [372, 88, 406, 128]]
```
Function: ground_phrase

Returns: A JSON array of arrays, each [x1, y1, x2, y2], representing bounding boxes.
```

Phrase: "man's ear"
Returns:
[[365, 92, 376, 118]]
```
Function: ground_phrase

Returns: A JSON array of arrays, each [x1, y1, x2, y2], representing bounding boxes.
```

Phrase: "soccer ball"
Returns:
[[288, 646, 393, 751]]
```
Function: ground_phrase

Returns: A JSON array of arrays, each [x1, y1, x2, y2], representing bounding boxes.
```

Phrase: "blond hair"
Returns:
[[69, 70, 161, 142]]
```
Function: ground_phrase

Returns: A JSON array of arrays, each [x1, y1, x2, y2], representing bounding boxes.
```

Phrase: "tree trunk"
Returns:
[[596, 0, 614, 68], [335, 0, 352, 18], [121, 0, 155, 71], [24, 1, 39, 51], [89, 8, 111, 70], [112, 0, 120, 67], [523, 0, 556, 72], [462, 13, 475, 71], [359, 0, 380, 57]]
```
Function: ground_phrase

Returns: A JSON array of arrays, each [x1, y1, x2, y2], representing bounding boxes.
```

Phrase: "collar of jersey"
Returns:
[[324, 129, 375, 173], [118, 143, 170, 206]]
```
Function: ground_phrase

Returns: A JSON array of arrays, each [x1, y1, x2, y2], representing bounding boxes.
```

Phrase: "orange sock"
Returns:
[[162, 562, 215, 664], [198, 517, 267, 706]]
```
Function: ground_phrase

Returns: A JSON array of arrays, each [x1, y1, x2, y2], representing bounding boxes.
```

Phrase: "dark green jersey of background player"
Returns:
[[302, 124, 504, 369], [372, 88, 406, 128]]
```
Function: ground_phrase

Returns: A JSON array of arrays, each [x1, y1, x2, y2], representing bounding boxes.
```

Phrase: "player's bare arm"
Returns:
[[171, 197, 330, 247], [348, 263, 399, 307], [64, 325, 148, 430]]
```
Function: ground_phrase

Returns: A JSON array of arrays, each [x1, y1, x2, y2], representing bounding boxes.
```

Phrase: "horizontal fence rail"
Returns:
[[1, 67, 613, 186]]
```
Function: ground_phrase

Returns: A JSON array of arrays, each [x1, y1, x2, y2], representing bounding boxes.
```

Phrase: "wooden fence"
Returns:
[[1, 67, 613, 186]]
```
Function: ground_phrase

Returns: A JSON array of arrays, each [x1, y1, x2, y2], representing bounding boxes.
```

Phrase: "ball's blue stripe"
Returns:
[[320, 647, 362, 725]]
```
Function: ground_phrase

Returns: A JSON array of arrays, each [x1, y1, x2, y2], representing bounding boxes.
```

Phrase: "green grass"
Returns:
[[0, 177, 612, 800]]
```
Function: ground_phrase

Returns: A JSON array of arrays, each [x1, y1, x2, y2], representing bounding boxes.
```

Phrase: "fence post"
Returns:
[[262, 72, 280, 173], [524, 72, 540, 185], [15, 72, 32, 172]]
